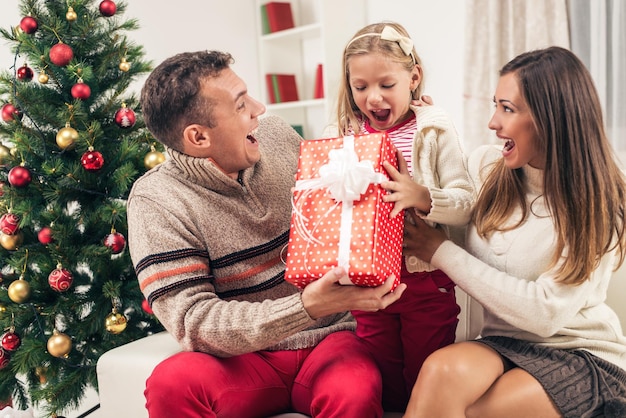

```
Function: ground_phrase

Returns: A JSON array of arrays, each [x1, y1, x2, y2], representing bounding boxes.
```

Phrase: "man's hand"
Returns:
[[301, 268, 407, 320]]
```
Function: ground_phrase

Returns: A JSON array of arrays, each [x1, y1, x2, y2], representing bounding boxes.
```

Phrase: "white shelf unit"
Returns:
[[256, 0, 365, 139]]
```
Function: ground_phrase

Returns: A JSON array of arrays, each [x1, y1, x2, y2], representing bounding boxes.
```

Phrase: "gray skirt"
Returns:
[[477, 336, 626, 418]]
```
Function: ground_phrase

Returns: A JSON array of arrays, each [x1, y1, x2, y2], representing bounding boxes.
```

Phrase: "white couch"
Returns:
[[96, 290, 482, 418]]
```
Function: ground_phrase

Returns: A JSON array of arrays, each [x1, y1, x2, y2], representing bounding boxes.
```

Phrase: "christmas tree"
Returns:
[[0, 0, 164, 415]]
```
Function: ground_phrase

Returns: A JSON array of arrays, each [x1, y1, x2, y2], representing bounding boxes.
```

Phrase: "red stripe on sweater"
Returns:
[[140, 263, 208, 291], [219, 256, 283, 283]]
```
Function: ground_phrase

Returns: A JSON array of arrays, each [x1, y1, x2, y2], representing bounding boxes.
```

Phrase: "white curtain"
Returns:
[[568, 0, 626, 162], [463, 0, 570, 153]]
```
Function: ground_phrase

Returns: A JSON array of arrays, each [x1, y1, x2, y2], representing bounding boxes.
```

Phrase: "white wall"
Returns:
[[0, 0, 466, 137]]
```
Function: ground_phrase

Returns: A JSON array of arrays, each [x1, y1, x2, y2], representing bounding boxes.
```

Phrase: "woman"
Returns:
[[399, 46, 626, 417]]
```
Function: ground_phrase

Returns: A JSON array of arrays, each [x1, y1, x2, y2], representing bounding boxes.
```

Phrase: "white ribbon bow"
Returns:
[[380, 26, 414, 57]]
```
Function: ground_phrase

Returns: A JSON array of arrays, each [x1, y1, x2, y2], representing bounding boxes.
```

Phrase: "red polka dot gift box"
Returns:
[[285, 133, 403, 289]]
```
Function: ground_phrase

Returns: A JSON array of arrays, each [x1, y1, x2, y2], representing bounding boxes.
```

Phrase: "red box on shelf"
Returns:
[[284, 133, 403, 289], [313, 63, 324, 99], [265, 74, 298, 103], [264, 2, 295, 33]]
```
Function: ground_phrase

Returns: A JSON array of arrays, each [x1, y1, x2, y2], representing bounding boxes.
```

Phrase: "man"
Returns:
[[127, 50, 405, 418]]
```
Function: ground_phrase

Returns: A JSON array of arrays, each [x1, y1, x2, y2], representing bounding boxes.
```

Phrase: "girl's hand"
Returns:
[[382, 150, 431, 218]]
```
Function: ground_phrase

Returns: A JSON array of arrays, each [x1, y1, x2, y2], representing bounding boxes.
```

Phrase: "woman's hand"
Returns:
[[402, 209, 448, 263]]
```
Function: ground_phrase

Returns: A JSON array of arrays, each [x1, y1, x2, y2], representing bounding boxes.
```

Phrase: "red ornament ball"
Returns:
[[81, 150, 104, 171], [38, 226, 54, 244], [114, 106, 136, 128], [71, 82, 91, 100], [0, 213, 20, 235], [48, 267, 73, 292], [141, 299, 154, 315], [49, 43, 74, 67], [1, 331, 21, 352], [104, 231, 126, 254], [8, 166, 31, 188], [99, 0, 117, 16], [17, 65, 34, 81], [0, 348, 10, 370], [1, 103, 22, 122], [19, 16, 38, 34]]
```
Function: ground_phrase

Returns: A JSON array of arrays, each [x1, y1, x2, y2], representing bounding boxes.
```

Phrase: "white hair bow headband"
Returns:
[[346, 26, 415, 63]]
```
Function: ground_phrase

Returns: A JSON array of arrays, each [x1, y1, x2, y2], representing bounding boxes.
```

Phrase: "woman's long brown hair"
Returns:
[[472, 46, 626, 285]]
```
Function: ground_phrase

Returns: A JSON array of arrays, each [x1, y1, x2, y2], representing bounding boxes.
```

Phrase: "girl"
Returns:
[[325, 21, 474, 412], [403, 46, 626, 417]]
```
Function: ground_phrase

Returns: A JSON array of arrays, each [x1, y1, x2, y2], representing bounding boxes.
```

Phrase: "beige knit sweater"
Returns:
[[127, 116, 354, 357]]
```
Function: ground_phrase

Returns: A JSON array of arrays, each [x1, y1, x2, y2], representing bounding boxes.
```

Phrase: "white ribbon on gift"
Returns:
[[292, 136, 388, 284]]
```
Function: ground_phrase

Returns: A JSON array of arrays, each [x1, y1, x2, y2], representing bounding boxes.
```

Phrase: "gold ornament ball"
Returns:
[[105, 311, 128, 334], [38, 72, 49, 84], [0, 304, 7, 318], [119, 58, 130, 72], [144, 150, 166, 169], [8, 279, 31, 303], [0, 143, 11, 164], [56, 125, 78, 150], [66, 7, 77, 22], [47, 331, 72, 358], [1, 231, 24, 251]]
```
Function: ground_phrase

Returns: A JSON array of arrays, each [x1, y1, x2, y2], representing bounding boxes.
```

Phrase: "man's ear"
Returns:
[[182, 124, 211, 154]]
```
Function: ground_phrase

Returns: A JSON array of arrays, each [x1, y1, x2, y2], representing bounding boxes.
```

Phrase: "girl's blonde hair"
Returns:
[[473, 46, 626, 285], [335, 21, 423, 136]]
